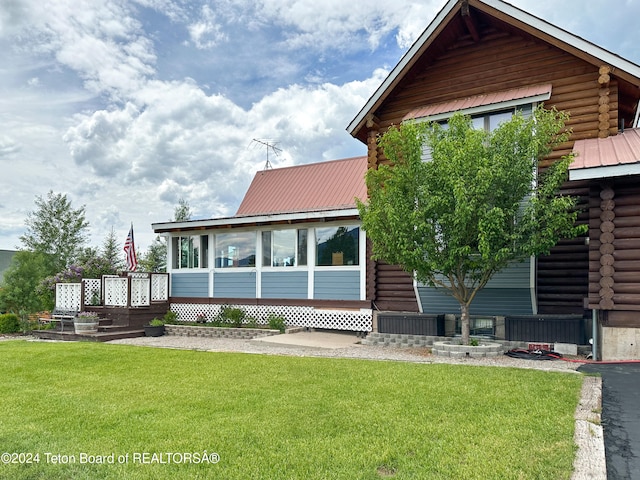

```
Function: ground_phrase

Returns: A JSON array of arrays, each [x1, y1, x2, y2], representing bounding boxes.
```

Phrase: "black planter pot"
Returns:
[[144, 325, 165, 337]]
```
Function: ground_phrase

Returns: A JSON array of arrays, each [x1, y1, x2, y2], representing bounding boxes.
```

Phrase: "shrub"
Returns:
[[149, 318, 164, 327], [220, 306, 246, 328], [163, 310, 178, 324], [267, 314, 286, 333], [0, 313, 21, 334], [246, 317, 258, 329]]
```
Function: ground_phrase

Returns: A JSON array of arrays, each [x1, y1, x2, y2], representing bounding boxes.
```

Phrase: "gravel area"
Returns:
[[106, 333, 584, 371]]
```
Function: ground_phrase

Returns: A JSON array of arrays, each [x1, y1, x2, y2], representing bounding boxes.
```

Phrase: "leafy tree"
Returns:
[[138, 236, 167, 273], [0, 251, 51, 313], [20, 191, 89, 273], [174, 198, 192, 222], [358, 106, 586, 345]]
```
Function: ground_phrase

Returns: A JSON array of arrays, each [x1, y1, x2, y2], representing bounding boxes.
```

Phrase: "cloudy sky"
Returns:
[[1, 0, 639, 254]]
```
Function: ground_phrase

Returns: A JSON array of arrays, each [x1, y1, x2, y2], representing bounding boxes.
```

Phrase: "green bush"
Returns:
[[220, 306, 245, 328], [267, 314, 286, 333], [163, 310, 178, 324], [246, 316, 258, 329], [0, 313, 21, 334]]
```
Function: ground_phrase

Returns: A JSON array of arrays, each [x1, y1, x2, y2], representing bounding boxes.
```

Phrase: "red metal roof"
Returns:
[[236, 156, 368, 216], [403, 84, 552, 120], [571, 129, 640, 170]]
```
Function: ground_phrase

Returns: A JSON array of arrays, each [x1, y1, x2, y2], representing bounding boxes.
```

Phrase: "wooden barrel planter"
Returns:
[[74, 320, 99, 335]]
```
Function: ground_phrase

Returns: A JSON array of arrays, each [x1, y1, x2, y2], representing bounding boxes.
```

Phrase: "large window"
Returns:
[[316, 226, 359, 266], [471, 109, 514, 132], [215, 232, 256, 268], [172, 235, 209, 269], [262, 229, 307, 267], [421, 105, 533, 162]]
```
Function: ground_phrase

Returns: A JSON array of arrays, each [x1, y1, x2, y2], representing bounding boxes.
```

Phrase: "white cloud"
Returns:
[[187, 5, 227, 49], [253, 0, 442, 51], [1, 0, 640, 254]]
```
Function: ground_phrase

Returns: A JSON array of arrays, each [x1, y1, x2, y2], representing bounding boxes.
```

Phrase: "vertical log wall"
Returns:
[[589, 179, 640, 327]]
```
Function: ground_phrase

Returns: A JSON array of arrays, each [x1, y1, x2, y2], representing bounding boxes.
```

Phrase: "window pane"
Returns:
[[180, 237, 189, 268], [215, 232, 256, 268], [489, 111, 513, 131], [172, 237, 179, 269], [262, 231, 271, 267], [191, 236, 199, 268], [200, 235, 209, 268], [297, 229, 308, 266], [316, 226, 359, 266], [471, 116, 485, 130], [273, 230, 295, 266]]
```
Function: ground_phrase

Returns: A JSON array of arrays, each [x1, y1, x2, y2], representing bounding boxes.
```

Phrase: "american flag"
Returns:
[[124, 223, 137, 271]]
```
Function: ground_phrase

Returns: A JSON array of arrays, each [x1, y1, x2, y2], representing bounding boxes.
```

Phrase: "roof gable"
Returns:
[[348, 0, 640, 141], [236, 156, 368, 216]]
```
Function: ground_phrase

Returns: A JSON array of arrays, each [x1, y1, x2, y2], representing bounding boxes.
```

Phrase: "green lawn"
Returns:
[[0, 340, 582, 479]]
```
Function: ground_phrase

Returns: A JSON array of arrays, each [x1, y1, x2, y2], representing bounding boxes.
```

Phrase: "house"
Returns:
[[347, 0, 640, 359], [152, 157, 373, 332], [154, 0, 640, 359]]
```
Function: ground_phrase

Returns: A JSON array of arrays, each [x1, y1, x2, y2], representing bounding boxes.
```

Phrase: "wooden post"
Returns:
[[599, 184, 615, 310], [598, 66, 611, 138]]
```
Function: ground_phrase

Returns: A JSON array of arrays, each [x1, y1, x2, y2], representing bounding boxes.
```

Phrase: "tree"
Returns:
[[138, 236, 167, 273], [358, 106, 586, 345], [173, 198, 192, 222], [0, 251, 51, 313], [20, 191, 89, 273], [101, 227, 125, 273]]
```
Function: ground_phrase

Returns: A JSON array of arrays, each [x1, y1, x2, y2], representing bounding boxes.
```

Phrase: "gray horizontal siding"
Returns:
[[262, 271, 308, 299], [171, 272, 209, 298], [213, 271, 256, 298], [418, 259, 533, 315], [418, 287, 533, 316], [484, 259, 531, 289], [314, 270, 360, 301]]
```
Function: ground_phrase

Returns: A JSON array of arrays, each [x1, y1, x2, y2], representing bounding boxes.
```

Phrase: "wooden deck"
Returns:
[[32, 302, 169, 342], [32, 318, 145, 342]]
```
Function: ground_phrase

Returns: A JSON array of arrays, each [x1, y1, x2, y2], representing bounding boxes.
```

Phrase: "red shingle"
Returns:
[[236, 156, 368, 216]]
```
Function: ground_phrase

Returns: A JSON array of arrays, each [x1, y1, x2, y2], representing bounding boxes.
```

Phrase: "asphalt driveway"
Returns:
[[578, 363, 640, 480]]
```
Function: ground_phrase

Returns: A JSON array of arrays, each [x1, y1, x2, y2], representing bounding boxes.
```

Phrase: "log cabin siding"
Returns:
[[376, 30, 616, 142], [367, 23, 598, 315], [588, 178, 640, 327], [373, 262, 419, 312]]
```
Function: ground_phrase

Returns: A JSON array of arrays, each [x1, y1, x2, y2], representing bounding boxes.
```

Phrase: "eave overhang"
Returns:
[[152, 208, 361, 235]]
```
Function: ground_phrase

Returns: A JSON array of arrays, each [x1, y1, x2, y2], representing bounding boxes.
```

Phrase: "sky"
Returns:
[[1, 0, 640, 254]]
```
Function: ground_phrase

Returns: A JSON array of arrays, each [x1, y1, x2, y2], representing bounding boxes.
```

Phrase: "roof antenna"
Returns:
[[250, 139, 282, 170]]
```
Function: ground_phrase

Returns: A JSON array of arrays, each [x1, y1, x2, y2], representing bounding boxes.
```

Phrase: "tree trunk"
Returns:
[[460, 303, 470, 345]]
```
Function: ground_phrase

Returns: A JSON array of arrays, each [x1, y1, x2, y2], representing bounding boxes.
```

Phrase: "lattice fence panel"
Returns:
[[104, 278, 128, 306], [151, 274, 169, 301], [56, 283, 82, 311], [170, 303, 372, 332], [131, 278, 150, 306], [82, 279, 101, 306]]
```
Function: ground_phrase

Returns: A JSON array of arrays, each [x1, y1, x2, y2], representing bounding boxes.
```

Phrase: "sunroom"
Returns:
[[151, 156, 373, 332]]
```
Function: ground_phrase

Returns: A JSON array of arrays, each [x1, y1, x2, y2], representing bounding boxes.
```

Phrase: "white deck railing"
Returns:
[[55, 273, 170, 310]]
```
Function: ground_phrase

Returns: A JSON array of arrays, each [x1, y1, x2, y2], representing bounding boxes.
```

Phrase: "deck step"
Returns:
[[32, 329, 145, 342]]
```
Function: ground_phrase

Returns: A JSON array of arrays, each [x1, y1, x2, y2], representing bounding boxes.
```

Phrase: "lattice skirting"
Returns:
[[170, 303, 373, 332]]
